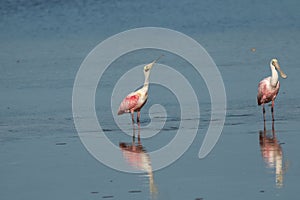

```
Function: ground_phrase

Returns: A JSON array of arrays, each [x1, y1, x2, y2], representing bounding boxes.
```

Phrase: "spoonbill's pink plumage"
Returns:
[[118, 56, 162, 123], [117, 93, 140, 115], [257, 59, 287, 121], [257, 77, 280, 106]]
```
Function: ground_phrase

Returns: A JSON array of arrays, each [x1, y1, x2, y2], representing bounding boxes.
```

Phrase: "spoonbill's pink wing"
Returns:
[[117, 94, 139, 115], [257, 80, 267, 105], [257, 77, 280, 105]]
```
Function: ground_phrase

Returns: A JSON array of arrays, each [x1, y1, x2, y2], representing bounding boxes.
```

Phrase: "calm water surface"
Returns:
[[1, 0, 300, 199]]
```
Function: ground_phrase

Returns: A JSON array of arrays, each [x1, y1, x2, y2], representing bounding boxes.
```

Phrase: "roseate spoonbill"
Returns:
[[257, 59, 287, 121], [117, 55, 163, 124]]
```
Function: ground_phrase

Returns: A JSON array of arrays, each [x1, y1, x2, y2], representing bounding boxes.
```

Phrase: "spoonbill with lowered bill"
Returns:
[[257, 58, 287, 121]]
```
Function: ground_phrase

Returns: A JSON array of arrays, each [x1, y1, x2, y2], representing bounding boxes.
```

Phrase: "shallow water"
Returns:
[[1, 0, 300, 199]]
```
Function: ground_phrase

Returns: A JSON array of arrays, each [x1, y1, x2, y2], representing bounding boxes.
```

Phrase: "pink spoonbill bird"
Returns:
[[117, 55, 163, 124], [257, 58, 287, 121]]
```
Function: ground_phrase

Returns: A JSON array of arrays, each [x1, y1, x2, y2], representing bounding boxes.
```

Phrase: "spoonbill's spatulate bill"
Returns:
[[118, 55, 163, 124], [257, 58, 287, 121]]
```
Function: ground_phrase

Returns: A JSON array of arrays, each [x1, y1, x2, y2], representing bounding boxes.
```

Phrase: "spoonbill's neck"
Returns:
[[270, 64, 279, 87], [143, 71, 151, 88]]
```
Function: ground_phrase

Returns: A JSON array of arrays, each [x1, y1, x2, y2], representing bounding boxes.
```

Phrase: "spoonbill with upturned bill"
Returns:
[[117, 55, 163, 124], [257, 58, 287, 121]]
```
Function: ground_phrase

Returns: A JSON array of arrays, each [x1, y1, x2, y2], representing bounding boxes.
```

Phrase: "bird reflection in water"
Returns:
[[119, 123, 158, 198], [259, 121, 288, 188]]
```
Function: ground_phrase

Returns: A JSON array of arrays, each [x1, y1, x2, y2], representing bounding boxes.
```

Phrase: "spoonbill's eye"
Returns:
[[144, 66, 150, 72]]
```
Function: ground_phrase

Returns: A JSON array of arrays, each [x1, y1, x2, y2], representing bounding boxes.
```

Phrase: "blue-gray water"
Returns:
[[1, 0, 300, 199]]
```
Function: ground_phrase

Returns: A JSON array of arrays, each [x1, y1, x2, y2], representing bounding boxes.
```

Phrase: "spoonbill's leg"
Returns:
[[137, 121, 141, 144], [263, 117, 266, 132], [137, 111, 141, 123], [132, 124, 136, 140], [272, 119, 275, 136], [131, 110, 135, 124], [262, 104, 266, 122], [271, 100, 275, 121]]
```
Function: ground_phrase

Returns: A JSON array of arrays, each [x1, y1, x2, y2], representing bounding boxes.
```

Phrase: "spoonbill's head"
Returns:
[[144, 63, 154, 73], [271, 58, 287, 79], [143, 55, 164, 73]]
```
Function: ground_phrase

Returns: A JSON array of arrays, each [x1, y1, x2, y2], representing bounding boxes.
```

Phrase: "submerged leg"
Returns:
[[271, 100, 275, 121]]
